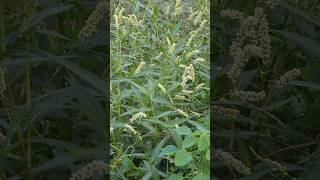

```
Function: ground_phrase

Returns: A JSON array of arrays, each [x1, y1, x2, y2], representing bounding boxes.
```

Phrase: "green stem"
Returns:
[[26, 64, 32, 179], [0, 1, 6, 178]]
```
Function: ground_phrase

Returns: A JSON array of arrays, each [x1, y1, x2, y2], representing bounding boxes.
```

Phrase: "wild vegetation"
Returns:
[[110, 0, 210, 179], [0, 0, 107, 179], [213, 0, 320, 179]]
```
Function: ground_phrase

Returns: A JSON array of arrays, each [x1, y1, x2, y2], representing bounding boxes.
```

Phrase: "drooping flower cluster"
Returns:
[[69, 160, 108, 180], [134, 61, 146, 74], [220, 9, 244, 20], [79, 1, 108, 40], [215, 149, 251, 175], [176, 108, 189, 117], [274, 68, 301, 88], [18, 0, 39, 37], [230, 90, 266, 102], [0, 132, 6, 145], [266, 0, 282, 8], [157, 83, 167, 94], [129, 112, 147, 123], [0, 67, 6, 96], [212, 105, 240, 117], [181, 64, 195, 88], [224, 7, 271, 83], [249, 147, 294, 179]]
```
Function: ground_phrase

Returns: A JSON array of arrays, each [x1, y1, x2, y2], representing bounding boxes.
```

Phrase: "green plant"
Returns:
[[212, 0, 320, 179], [0, 0, 108, 179], [110, 0, 209, 179]]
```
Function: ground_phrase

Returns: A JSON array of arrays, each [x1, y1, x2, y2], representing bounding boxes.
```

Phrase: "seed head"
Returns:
[[174, 94, 186, 100], [176, 109, 189, 117], [212, 105, 239, 117], [79, 1, 108, 40], [195, 83, 205, 90], [0, 132, 6, 145], [129, 112, 147, 123], [194, 11, 203, 25], [134, 61, 146, 74], [0, 67, 7, 96], [69, 160, 108, 180], [220, 9, 244, 20], [193, 57, 205, 64], [275, 68, 301, 88], [182, 89, 193, 95], [186, 50, 200, 59], [157, 83, 167, 94], [230, 90, 266, 102], [215, 149, 251, 175]]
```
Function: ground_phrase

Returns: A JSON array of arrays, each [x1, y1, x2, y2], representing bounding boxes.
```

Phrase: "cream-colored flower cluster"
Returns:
[[69, 160, 108, 180], [174, 94, 186, 100], [167, 37, 176, 55], [212, 105, 240, 117], [181, 64, 195, 88], [266, 0, 281, 8], [230, 90, 266, 102], [0, 67, 6, 96], [226, 7, 271, 83], [124, 14, 141, 26], [250, 147, 294, 179], [79, 1, 108, 40], [158, 83, 167, 94], [129, 112, 147, 123], [220, 9, 244, 20], [134, 61, 146, 74], [172, 0, 182, 17], [18, 0, 39, 37], [215, 149, 251, 175], [176, 108, 189, 117], [0, 132, 6, 145], [275, 68, 301, 88], [123, 124, 142, 140], [186, 50, 200, 59]]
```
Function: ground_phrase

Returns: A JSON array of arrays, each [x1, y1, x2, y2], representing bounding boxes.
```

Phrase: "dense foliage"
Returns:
[[110, 0, 210, 179], [213, 0, 320, 179], [0, 0, 107, 179]]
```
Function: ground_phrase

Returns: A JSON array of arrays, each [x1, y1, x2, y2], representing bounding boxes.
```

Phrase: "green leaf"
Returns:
[[280, 2, 320, 26], [170, 129, 183, 149], [289, 80, 320, 90], [159, 145, 177, 156], [182, 135, 197, 149], [192, 172, 210, 180], [53, 57, 106, 92], [29, 5, 74, 28], [236, 169, 270, 180], [272, 30, 320, 59], [174, 149, 192, 166], [175, 126, 192, 136], [205, 149, 210, 161], [36, 29, 71, 41], [151, 138, 168, 162], [168, 174, 184, 180], [31, 147, 105, 174], [238, 139, 251, 167], [198, 134, 209, 151]]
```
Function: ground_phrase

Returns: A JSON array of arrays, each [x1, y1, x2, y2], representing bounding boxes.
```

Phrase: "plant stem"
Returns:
[[26, 64, 32, 179]]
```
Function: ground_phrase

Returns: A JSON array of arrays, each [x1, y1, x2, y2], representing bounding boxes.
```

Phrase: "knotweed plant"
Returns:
[[111, 0, 209, 179], [213, 0, 320, 179], [0, 1, 107, 179]]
